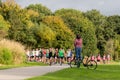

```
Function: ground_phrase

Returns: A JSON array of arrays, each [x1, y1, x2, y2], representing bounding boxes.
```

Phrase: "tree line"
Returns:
[[0, 0, 120, 60]]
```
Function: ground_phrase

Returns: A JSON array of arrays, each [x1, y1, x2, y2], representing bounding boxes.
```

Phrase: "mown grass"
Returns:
[[0, 62, 47, 70], [27, 65, 120, 80]]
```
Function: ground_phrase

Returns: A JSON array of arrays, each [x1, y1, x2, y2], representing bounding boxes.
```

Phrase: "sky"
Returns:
[[3, 0, 120, 16]]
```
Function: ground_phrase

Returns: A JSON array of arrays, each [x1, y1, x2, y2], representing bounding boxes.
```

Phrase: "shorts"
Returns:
[[67, 56, 72, 59], [97, 60, 100, 62], [38, 53, 43, 58], [59, 56, 64, 59]]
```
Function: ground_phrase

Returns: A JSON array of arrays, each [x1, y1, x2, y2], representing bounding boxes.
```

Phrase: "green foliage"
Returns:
[[82, 27, 98, 55], [0, 15, 10, 30], [35, 23, 56, 47], [55, 9, 97, 55], [0, 62, 47, 70], [37, 23, 56, 41], [0, 0, 2, 7], [0, 0, 21, 20], [0, 1, 35, 46], [27, 9, 40, 24], [26, 4, 52, 16], [55, 9, 83, 34], [84, 9, 108, 55], [105, 15, 120, 60], [0, 48, 13, 64], [105, 35, 120, 60], [114, 35, 120, 60], [24, 28, 37, 47], [0, 15, 10, 38], [26, 4, 52, 25], [107, 15, 120, 34], [105, 39, 114, 56], [0, 39, 26, 64], [0, 1, 119, 60], [42, 16, 75, 49]]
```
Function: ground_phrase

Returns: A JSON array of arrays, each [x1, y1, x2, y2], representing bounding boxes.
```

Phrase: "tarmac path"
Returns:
[[0, 64, 69, 80]]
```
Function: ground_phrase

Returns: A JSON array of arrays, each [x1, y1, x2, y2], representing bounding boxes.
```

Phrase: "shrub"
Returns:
[[0, 48, 13, 64], [0, 39, 26, 64]]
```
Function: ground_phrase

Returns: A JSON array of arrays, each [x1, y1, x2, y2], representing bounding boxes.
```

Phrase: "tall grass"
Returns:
[[0, 39, 26, 65], [0, 48, 13, 64]]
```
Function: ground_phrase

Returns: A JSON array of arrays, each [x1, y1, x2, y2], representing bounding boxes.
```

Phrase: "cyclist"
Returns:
[[74, 34, 82, 60]]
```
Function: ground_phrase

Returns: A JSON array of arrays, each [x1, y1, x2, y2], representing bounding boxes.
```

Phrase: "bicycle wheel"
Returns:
[[87, 60, 97, 70], [69, 60, 76, 68]]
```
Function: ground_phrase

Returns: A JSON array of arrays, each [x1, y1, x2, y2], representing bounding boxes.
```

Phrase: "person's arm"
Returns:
[[74, 39, 76, 47], [81, 39, 83, 47]]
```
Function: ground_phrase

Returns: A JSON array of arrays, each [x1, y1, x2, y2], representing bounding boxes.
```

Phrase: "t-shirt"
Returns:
[[74, 39, 82, 48], [35, 50, 39, 56], [67, 51, 72, 57], [59, 50, 64, 57]]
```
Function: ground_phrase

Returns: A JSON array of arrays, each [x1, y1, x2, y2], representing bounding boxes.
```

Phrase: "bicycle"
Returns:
[[69, 56, 97, 70]]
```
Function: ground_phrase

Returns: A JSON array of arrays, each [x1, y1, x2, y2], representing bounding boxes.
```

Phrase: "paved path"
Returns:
[[0, 64, 69, 80]]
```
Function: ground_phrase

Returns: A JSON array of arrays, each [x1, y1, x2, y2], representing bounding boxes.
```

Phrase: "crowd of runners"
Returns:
[[25, 47, 111, 65], [25, 47, 73, 65]]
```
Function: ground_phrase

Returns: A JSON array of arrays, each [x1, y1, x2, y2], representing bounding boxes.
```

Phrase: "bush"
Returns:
[[0, 39, 26, 65], [0, 48, 13, 64]]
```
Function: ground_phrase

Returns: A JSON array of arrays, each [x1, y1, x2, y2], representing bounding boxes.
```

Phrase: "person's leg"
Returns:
[[59, 57, 62, 65], [79, 48, 82, 60], [75, 47, 79, 60], [49, 57, 52, 65], [76, 47, 82, 60]]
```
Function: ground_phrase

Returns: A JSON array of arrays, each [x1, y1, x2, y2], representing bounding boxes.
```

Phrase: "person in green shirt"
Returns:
[[58, 48, 64, 65]]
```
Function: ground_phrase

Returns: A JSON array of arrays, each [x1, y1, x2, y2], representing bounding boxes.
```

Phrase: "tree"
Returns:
[[42, 16, 75, 49], [0, 15, 10, 38], [55, 9, 83, 33], [0, 0, 2, 7], [107, 15, 120, 35], [84, 9, 108, 55], [105, 36, 120, 61], [0, 0, 21, 20], [0, 0, 36, 46], [26, 4, 52, 16], [35, 23, 56, 47], [107, 15, 120, 60], [27, 9, 40, 24], [113, 35, 120, 60], [26, 4, 52, 24], [55, 9, 97, 55]]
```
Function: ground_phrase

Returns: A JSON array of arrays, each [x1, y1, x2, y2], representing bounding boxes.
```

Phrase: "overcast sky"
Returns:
[[4, 0, 120, 16]]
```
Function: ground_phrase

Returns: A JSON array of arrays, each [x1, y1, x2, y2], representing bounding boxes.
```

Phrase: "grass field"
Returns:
[[27, 65, 120, 80], [0, 62, 47, 70]]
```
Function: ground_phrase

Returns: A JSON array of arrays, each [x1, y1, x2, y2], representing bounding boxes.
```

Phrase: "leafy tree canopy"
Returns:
[[0, 15, 10, 38], [42, 16, 75, 49], [55, 9, 98, 55], [26, 4, 52, 16]]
